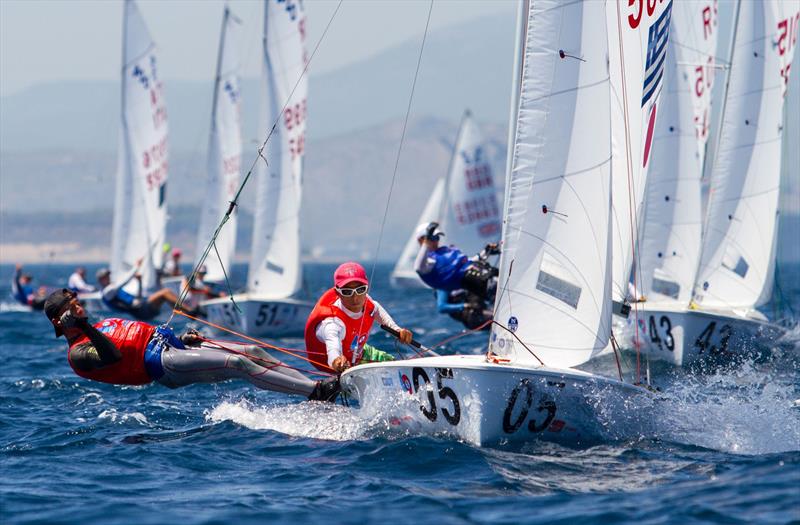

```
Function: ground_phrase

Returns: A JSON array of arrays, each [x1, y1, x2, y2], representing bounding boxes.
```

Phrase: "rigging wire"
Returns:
[[361, 0, 434, 312], [168, 0, 344, 323]]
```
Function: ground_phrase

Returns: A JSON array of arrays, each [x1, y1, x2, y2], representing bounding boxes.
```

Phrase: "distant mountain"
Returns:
[[0, 12, 516, 152]]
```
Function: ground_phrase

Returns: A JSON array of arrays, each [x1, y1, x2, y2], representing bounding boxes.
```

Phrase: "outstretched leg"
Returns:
[[157, 343, 319, 396]]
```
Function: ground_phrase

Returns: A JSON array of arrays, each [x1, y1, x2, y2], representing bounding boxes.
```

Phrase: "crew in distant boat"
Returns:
[[413, 222, 499, 328], [181, 266, 225, 313], [162, 248, 183, 277], [43, 289, 339, 402], [305, 262, 413, 373], [11, 264, 47, 309], [68, 267, 96, 293], [96, 259, 181, 320]]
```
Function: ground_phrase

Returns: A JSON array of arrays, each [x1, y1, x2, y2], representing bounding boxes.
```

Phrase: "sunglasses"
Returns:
[[336, 285, 368, 297]]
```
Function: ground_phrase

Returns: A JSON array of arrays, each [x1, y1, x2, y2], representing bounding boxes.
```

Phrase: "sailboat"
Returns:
[[631, 0, 797, 366], [80, 0, 169, 311], [202, 0, 313, 337], [390, 110, 502, 288], [341, 0, 671, 446]]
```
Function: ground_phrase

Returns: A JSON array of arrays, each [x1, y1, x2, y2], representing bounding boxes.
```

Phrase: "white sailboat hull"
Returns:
[[201, 293, 313, 337], [622, 303, 785, 367], [341, 355, 653, 447]]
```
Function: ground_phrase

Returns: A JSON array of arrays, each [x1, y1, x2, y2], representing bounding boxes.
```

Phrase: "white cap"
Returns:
[[415, 221, 445, 240]]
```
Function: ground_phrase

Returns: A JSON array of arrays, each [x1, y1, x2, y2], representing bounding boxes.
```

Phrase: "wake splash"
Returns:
[[651, 361, 800, 455], [207, 399, 371, 441]]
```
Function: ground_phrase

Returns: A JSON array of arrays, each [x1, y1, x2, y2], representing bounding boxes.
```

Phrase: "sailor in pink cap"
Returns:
[[304, 262, 413, 373], [163, 248, 183, 277]]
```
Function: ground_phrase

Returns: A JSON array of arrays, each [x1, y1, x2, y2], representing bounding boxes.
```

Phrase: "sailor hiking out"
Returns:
[[43, 289, 339, 401], [413, 222, 499, 329], [305, 262, 413, 373], [11, 264, 48, 309], [95, 258, 182, 320]]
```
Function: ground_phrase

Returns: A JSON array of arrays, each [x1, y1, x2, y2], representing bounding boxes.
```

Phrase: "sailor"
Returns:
[[180, 266, 225, 313], [11, 264, 47, 309], [68, 266, 96, 293], [162, 248, 183, 277], [95, 258, 180, 320], [43, 289, 339, 401], [304, 262, 413, 373], [413, 221, 500, 306]]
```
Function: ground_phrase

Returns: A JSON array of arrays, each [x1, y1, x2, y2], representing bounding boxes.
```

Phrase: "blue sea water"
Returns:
[[1, 262, 798, 525]]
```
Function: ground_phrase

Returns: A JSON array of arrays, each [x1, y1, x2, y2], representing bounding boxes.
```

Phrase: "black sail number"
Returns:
[[648, 315, 675, 351], [502, 378, 557, 434], [411, 367, 461, 426], [412, 367, 437, 421], [694, 322, 733, 354]]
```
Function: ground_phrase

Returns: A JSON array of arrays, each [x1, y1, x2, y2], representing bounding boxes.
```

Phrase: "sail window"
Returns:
[[536, 253, 581, 309], [651, 277, 680, 299], [721, 248, 748, 278], [266, 261, 285, 275]]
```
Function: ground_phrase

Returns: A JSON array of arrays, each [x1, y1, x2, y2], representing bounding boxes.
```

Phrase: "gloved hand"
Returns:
[[180, 328, 203, 347], [484, 242, 501, 256], [59, 310, 87, 330], [425, 222, 441, 242]]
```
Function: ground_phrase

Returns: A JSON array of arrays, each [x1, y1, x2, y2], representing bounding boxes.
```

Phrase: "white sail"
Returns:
[[693, 0, 800, 309], [638, 1, 718, 303], [390, 111, 501, 287], [247, 0, 308, 298], [608, 0, 674, 302], [111, 0, 169, 293], [489, 0, 613, 368], [440, 110, 502, 254], [195, 7, 243, 284], [391, 178, 445, 287]]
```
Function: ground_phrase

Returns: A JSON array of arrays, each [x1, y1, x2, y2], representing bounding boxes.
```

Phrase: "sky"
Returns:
[[0, 0, 516, 96]]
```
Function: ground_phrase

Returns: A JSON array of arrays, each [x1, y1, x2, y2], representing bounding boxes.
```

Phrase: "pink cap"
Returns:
[[172, 248, 182, 257], [334, 262, 369, 288]]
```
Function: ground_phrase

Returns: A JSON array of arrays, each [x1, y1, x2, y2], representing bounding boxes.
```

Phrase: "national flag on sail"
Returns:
[[641, 0, 673, 107]]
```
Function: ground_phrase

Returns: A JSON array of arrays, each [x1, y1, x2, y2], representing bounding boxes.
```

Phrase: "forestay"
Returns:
[[111, 0, 169, 293], [693, 0, 799, 309], [489, 0, 613, 368], [638, 1, 718, 303], [195, 7, 243, 285], [607, 0, 674, 302], [248, 0, 308, 298]]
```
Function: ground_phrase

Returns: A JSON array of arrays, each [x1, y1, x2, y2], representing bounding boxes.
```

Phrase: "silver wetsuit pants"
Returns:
[[156, 342, 317, 397]]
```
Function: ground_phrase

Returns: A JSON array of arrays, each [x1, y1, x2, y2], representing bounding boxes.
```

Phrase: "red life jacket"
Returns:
[[304, 288, 376, 372], [67, 318, 155, 385]]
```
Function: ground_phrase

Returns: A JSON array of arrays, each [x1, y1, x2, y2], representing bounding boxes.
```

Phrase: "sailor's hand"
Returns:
[[484, 242, 501, 255], [135, 257, 144, 268], [398, 328, 413, 345], [425, 222, 441, 242], [180, 328, 203, 347], [332, 356, 351, 373], [59, 310, 86, 329]]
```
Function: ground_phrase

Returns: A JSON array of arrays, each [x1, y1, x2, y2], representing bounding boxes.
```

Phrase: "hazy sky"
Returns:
[[0, 0, 516, 96]]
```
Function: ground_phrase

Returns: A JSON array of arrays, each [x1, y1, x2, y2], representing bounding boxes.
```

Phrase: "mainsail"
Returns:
[[693, 0, 799, 309], [391, 111, 501, 286], [195, 7, 243, 284], [247, 0, 308, 298], [608, 0, 674, 303], [489, 0, 613, 368], [638, 1, 718, 303], [111, 0, 169, 293]]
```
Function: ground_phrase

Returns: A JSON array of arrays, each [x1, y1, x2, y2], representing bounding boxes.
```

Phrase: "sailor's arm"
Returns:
[[316, 318, 346, 371], [66, 318, 123, 371], [413, 243, 436, 275], [372, 300, 412, 344], [436, 289, 464, 313]]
